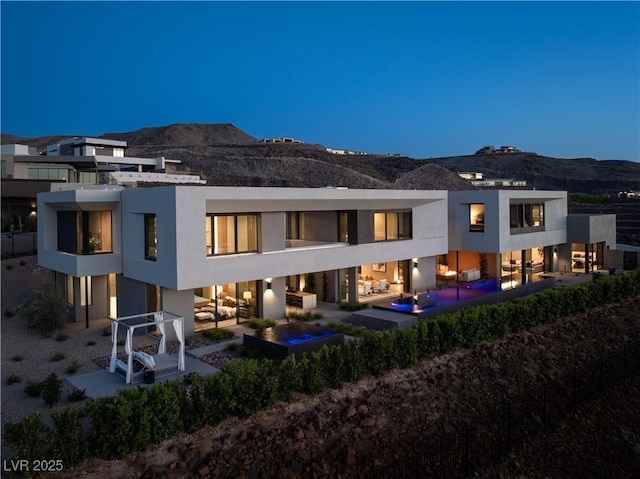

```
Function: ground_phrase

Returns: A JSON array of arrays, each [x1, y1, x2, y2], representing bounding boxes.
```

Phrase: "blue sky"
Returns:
[[2, 1, 639, 161]]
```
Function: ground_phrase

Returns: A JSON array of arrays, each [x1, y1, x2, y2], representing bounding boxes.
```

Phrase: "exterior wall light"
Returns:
[[265, 278, 272, 290], [413, 260, 418, 269]]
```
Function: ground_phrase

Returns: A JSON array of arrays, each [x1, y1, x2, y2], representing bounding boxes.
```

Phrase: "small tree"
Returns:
[[21, 283, 69, 336], [479, 253, 489, 279], [303, 273, 316, 293]]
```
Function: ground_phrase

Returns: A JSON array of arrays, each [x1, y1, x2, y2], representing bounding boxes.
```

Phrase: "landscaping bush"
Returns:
[[55, 333, 69, 342], [66, 358, 81, 374], [42, 373, 63, 407], [287, 311, 323, 321], [202, 327, 234, 341], [24, 381, 44, 397], [3, 413, 48, 464], [320, 321, 371, 337], [146, 382, 184, 443], [7, 373, 21, 385], [87, 395, 137, 458], [11, 354, 24, 362], [20, 283, 69, 336], [338, 301, 368, 311], [180, 373, 213, 433], [224, 360, 278, 417], [276, 355, 302, 402], [298, 352, 326, 395], [48, 406, 87, 467], [51, 352, 66, 362], [246, 318, 277, 330], [67, 388, 88, 402]]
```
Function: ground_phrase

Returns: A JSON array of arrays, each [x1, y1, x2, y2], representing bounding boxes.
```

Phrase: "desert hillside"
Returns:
[[3, 123, 639, 192]]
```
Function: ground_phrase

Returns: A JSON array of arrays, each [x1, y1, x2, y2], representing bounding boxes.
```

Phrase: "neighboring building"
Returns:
[[37, 186, 448, 335], [326, 148, 368, 156], [260, 137, 304, 144], [1, 138, 204, 234], [458, 172, 527, 187]]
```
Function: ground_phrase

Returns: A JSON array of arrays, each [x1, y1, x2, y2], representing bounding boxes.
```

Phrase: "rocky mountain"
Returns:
[[3, 123, 639, 193], [427, 153, 640, 194]]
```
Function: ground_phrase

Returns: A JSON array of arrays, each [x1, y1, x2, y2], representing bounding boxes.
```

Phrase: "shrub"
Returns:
[[4, 308, 14, 317], [287, 311, 324, 321], [87, 340, 97, 346], [19, 259, 27, 266], [20, 283, 68, 336], [202, 328, 234, 341], [25, 381, 44, 397], [277, 355, 302, 402], [48, 406, 87, 467], [7, 373, 21, 385], [3, 413, 49, 463], [246, 318, 277, 330], [146, 382, 184, 443], [66, 359, 81, 374], [180, 373, 212, 433], [67, 388, 88, 402], [6, 263, 13, 270], [87, 395, 136, 458], [51, 352, 66, 362], [101, 328, 111, 337], [11, 354, 24, 362], [338, 301, 368, 311], [55, 333, 69, 342], [320, 321, 371, 337], [224, 360, 277, 417], [42, 373, 63, 407], [298, 352, 326, 395]]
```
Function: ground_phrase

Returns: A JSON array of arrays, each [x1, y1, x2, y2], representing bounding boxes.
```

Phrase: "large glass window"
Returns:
[[374, 212, 412, 241], [469, 204, 485, 232], [145, 214, 157, 260], [286, 212, 304, 240], [510, 203, 544, 229], [206, 214, 258, 256], [57, 210, 112, 254], [338, 212, 348, 243]]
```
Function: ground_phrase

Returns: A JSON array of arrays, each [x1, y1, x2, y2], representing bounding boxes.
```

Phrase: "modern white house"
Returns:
[[37, 185, 449, 335], [445, 190, 616, 289]]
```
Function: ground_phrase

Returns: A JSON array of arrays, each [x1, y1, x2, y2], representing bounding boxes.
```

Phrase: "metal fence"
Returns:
[[1, 232, 37, 259], [360, 340, 640, 479]]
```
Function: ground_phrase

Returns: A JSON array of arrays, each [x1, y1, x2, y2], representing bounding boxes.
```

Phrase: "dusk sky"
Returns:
[[2, 1, 639, 161]]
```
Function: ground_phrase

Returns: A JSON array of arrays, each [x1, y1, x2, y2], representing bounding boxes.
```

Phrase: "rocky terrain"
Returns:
[[52, 296, 640, 479], [4, 123, 639, 192]]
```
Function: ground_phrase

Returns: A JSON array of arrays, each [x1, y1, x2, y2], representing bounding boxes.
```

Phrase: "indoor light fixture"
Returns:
[[243, 291, 252, 300]]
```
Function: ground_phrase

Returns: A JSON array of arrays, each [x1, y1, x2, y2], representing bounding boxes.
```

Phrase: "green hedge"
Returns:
[[5, 270, 639, 466]]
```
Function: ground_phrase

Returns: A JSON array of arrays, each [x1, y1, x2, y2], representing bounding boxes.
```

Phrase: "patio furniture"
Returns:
[[458, 269, 480, 282]]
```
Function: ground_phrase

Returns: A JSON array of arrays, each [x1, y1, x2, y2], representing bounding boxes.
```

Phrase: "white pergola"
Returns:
[[108, 311, 185, 384]]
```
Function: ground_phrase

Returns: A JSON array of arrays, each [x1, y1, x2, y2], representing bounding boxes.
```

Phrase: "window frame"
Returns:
[[469, 203, 485, 232], [144, 214, 157, 261], [374, 211, 412, 242], [206, 213, 258, 256]]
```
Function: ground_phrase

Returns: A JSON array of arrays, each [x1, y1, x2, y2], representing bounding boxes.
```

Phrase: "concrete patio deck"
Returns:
[[66, 354, 220, 398]]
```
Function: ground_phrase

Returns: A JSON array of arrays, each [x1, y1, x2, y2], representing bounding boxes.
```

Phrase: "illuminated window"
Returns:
[[145, 214, 157, 260], [374, 212, 412, 241], [469, 204, 485, 232], [206, 214, 258, 256]]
